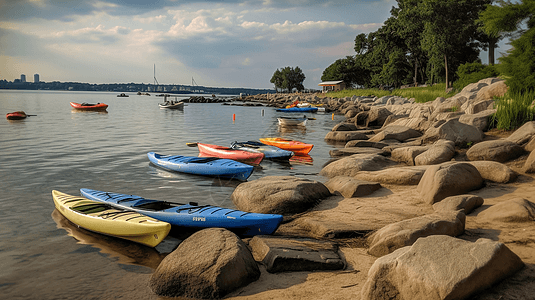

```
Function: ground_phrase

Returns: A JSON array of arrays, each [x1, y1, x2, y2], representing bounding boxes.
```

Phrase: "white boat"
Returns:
[[277, 116, 307, 126], [159, 95, 184, 109]]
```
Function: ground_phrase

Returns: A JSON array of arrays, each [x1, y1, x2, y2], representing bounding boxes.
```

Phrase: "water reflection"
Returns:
[[277, 125, 307, 134], [51, 209, 169, 270], [289, 154, 313, 165]]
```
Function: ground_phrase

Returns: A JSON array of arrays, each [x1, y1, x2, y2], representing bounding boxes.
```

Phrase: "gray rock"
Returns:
[[432, 194, 484, 214], [354, 166, 428, 185], [231, 176, 331, 215], [414, 139, 455, 166], [324, 131, 368, 142], [523, 149, 535, 173], [329, 147, 385, 157], [367, 211, 466, 257], [368, 125, 422, 142], [478, 198, 535, 222], [467, 160, 518, 183], [345, 140, 388, 149], [417, 162, 484, 204], [422, 119, 483, 146], [366, 106, 393, 127], [319, 154, 395, 178], [361, 235, 524, 300], [331, 122, 358, 131], [466, 139, 524, 162], [458, 109, 496, 131], [248, 236, 345, 273], [506, 121, 535, 145], [389, 116, 432, 132], [324, 176, 381, 198], [149, 228, 260, 299], [391, 146, 429, 166]]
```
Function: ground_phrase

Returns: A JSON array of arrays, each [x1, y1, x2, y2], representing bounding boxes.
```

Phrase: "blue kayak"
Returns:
[[276, 106, 318, 113], [147, 152, 253, 181], [230, 141, 293, 160], [80, 189, 283, 236]]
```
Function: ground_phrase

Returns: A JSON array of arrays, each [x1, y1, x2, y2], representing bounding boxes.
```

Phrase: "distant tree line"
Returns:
[[321, 0, 515, 90], [0, 80, 275, 95]]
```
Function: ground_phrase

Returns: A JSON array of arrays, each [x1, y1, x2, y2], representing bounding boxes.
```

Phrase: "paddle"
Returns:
[[186, 142, 198, 147], [27, 115, 37, 117]]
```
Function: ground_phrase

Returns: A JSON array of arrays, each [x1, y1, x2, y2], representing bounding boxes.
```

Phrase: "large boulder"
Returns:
[[506, 121, 535, 145], [367, 211, 466, 257], [366, 106, 393, 127], [354, 166, 428, 185], [329, 147, 385, 157], [324, 176, 381, 198], [324, 131, 368, 143], [361, 235, 525, 300], [248, 236, 345, 273], [391, 146, 429, 166], [345, 140, 388, 149], [523, 150, 535, 173], [466, 139, 524, 162], [149, 228, 260, 299], [367, 125, 422, 143], [475, 80, 508, 102], [458, 109, 496, 131], [478, 198, 535, 223], [422, 119, 483, 146], [467, 161, 518, 183], [432, 194, 484, 215], [389, 116, 432, 132], [319, 154, 395, 178], [417, 162, 484, 204], [331, 122, 358, 131], [414, 139, 455, 166], [231, 176, 331, 215]]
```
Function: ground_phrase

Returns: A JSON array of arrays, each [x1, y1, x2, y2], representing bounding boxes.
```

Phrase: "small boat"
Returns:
[[70, 102, 108, 111], [276, 106, 318, 113], [117, 93, 129, 97], [6, 111, 27, 120], [197, 143, 264, 165], [147, 152, 254, 181], [277, 116, 307, 126], [80, 189, 284, 237], [230, 141, 293, 160], [259, 137, 314, 155], [52, 190, 171, 247], [159, 101, 184, 109]]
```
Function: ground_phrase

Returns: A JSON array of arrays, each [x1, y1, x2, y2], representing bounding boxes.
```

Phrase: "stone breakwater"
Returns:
[[150, 77, 535, 300]]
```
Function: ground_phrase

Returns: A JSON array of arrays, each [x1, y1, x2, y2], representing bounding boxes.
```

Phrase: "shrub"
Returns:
[[453, 62, 500, 91]]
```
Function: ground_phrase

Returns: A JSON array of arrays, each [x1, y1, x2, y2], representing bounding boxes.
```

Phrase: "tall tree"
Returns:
[[480, 0, 535, 93], [419, 0, 491, 88], [270, 67, 306, 92]]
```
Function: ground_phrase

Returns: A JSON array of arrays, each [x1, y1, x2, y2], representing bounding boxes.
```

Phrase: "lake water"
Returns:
[[0, 90, 345, 299]]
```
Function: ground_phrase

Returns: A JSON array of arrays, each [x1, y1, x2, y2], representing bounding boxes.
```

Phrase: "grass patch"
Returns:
[[490, 91, 535, 130], [325, 83, 455, 103]]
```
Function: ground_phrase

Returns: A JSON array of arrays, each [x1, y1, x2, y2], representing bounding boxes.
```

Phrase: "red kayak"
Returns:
[[70, 102, 108, 111], [6, 111, 27, 120], [197, 143, 264, 165]]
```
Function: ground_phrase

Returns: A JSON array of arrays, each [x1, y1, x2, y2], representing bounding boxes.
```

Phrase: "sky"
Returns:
[[0, 0, 505, 90]]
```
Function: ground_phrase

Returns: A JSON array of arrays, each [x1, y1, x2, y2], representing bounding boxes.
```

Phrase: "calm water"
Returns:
[[0, 90, 344, 299]]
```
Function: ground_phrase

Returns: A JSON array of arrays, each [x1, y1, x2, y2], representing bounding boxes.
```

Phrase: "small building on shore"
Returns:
[[318, 80, 346, 93]]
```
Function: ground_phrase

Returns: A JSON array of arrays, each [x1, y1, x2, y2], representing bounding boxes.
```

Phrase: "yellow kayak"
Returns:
[[52, 190, 171, 247]]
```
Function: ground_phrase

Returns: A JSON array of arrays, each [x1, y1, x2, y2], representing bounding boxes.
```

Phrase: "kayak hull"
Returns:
[[230, 141, 293, 160], [52, 190, 171, 247], [277, 117, 307, 126], [276, 106, 318, 113], [70, 102, 108, 111], [197, 143, 264, 165], [80, 189, 283, 236], [6, 111, 27, 120], [259, 137, 313, 155], [147, 152, 254, 181]]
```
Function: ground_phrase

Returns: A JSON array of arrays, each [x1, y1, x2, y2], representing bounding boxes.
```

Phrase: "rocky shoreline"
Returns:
[[148, 78, 535, 300]]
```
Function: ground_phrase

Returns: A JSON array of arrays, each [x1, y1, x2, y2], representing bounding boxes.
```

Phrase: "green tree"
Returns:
[[480, 0, 535, 93], [270, 67, 306, 93], [321, 56, 370, 88]]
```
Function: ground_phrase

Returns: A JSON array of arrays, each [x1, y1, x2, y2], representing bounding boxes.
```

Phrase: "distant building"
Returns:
[[21, 74, 26, 83], [34, 74, 39, 83], [318, 80, 346, 93]]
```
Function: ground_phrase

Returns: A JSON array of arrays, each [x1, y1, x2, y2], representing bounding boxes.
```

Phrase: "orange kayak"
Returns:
[[6, 111, 27, 120], [197, 143, 264, 165], [70, 102, 108, 111], [259, 137, 313, 155]]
